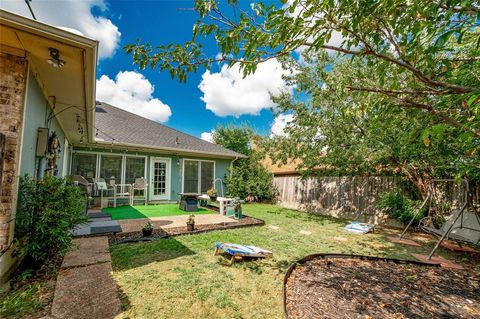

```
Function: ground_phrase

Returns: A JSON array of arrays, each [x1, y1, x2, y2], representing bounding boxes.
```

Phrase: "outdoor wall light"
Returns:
[[47, 48, 66, 68]]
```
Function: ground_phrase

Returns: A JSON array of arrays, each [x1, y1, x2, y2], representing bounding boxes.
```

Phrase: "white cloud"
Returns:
[[271, 114, 294, 137], [1, 0, 121, 59], [200, 131, 215, 143], [96, 71, 172, 123], [199, 59, 294, 117], [284, 0, 346, 58]]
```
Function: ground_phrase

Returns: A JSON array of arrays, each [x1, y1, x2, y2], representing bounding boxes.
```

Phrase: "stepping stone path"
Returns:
[[388, 236, 422, 247], [333, 236, 348, 242], [299, 230, 312, 235], [412, 253, 465, 270], [51, 237, 121, 319], [268, 225, 280, 231], [440, 241, 480, 254]]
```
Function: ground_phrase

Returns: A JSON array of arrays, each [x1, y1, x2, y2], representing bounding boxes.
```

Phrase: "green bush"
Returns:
[[226, 153, 277, 202], [14, 175, 88, 270], [377, 191, 426, 225]]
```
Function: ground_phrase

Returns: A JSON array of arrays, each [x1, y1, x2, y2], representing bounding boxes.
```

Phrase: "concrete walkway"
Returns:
[[51, 237, 121, 319]]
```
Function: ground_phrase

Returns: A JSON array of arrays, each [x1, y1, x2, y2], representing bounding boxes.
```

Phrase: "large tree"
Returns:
[[126, 0, 480, 137], [265, 53, 480, 199], [125, 0, 480, 196]]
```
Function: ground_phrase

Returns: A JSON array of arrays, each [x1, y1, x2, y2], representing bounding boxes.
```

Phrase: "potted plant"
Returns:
[[207, 188, 218, 201], [142, 222, 153, 237], [186, 214, 195, 231]]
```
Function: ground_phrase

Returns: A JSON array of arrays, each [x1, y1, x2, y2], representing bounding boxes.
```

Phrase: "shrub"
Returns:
[[377, 191, 426, 225], [14, 175, 88, 271], [226, 153, 277, 202]]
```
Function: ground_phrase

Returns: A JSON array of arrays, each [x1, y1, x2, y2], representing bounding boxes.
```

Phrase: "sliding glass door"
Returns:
[[183, 160, 215, 194], [71, 153, 97, 180]]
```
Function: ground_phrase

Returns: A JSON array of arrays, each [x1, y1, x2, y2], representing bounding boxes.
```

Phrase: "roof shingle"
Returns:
[[94, 102, 246, 158]]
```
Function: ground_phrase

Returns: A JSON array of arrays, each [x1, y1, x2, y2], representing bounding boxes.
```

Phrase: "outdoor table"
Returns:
[[178, 193, 200, 212], [198, 195, 235, 216]]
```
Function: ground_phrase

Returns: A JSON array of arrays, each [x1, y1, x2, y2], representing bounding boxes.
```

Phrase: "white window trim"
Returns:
[[181, 159, 216, 194], [150, 157, 172, 200], [70, 150, 147, 186]]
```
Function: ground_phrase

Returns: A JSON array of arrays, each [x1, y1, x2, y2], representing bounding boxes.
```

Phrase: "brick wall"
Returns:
[[0, 52, 27, 251]]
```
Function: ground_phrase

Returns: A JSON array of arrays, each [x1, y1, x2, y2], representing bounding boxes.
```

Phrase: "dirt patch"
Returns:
[[285, 256, 480, 319]]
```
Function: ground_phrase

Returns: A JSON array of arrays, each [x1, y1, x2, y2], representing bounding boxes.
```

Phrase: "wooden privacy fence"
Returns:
[[273, 176, 480, 225], [274, 176, 400, 224]]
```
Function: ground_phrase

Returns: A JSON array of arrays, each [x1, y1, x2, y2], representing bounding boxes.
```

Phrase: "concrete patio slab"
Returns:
[[73, 220, 122, 236], [268, 225, 280, 231], [333, 236, 348, 242], [299, 230, 311, 235], [87, 211, 111, 219], [51, 263, 121, 319], [62, 237, 111, 268]]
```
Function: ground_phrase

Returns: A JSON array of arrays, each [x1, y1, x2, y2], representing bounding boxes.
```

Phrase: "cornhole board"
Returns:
[[344, 221, 375, 234], [214, 242, 273, 265]]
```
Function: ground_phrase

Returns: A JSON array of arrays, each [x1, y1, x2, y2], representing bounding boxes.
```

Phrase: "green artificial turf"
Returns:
[[102, 204, 212, 220]]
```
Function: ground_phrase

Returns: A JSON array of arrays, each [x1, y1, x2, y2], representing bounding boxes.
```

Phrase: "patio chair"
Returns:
[[93, 178, 113, 209], [112, 182, 133, 208], [131, 177, 148, 206]]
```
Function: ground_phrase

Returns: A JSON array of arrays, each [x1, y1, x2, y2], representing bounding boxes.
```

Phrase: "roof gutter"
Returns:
[[0, 10, 98, 48]]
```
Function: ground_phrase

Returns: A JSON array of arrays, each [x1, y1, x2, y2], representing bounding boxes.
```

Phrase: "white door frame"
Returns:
[[150, 157, 171, 201]]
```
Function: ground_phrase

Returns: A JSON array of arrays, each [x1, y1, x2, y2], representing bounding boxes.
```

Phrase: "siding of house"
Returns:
[[19, 70, 68, 178], [0, 51, 28, 284], [71, 148, 233, 201]]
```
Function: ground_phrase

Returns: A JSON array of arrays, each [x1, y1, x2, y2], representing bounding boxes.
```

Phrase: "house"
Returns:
[[0, 10, 244, 284]]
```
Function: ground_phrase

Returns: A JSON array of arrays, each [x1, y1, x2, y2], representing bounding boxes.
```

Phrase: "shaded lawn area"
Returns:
[[110, 204, 479, 319], [0, 279, 55, 318], [103, 204, 211, 220]]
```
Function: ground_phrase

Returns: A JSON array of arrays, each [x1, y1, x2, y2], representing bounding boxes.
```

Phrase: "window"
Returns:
[[71, 153, 97, 181], [125, 157, 146, 185], [100, 155, 122, 186], [183, 160, 199, 193], [200, 161, 214, 193], [183, 160, 215, 194]]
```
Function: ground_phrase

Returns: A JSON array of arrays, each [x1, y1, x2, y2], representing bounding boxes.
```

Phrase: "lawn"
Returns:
[[110, 204, 478, 319], [103, 204, 212, 220]]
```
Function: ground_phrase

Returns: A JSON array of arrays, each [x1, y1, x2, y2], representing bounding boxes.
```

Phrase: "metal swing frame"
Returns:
[[398, 179, 480, 260]]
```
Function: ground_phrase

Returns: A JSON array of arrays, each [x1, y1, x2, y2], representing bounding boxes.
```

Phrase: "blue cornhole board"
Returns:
[[344, 221, 375, 234], [214, 242, 272, 265]]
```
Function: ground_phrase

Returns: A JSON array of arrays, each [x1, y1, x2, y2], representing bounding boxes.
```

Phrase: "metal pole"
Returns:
[[399, 194, 430, 240], [427, 201, 468, 260], [24, 0, 37, 20]]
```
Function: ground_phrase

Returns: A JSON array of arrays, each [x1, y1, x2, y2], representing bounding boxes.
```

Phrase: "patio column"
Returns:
[[0, 50, 28, 285]]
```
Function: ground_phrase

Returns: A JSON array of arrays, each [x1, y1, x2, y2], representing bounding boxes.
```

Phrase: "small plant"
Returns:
[[186, 214, 195, 231], [207, 188, 218, 200], [142, 222, 153, 237]]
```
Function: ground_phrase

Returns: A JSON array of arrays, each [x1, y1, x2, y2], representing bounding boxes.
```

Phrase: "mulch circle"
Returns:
[[284, 254, 480, 319]]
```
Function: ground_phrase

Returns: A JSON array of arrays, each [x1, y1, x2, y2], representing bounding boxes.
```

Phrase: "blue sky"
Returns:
[[2, 0, 292, 140]]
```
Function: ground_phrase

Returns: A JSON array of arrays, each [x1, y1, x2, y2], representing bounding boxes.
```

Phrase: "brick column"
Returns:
[[0, 52, 27, 251]]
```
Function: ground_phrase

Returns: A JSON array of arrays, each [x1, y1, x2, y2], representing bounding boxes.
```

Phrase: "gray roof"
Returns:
[[94, 102, 246, 158]]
